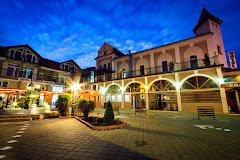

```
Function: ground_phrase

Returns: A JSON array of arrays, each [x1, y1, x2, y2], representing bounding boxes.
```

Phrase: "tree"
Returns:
[[78, 99, 94, 119], [203, 53, 210, 67], [103, 101, 114, 125], [56, 94, 71, 116]]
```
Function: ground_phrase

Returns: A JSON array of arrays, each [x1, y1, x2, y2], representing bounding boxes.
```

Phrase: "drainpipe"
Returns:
[[129, 50, 132, 77]]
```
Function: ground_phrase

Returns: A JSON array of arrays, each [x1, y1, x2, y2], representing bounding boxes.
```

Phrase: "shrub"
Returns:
[[78, 99, 94, 119], [56, 94, 71, 116], [103, 101, 114, 125]]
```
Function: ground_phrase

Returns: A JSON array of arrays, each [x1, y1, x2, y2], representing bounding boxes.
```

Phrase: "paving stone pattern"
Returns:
[[0, 111, 240, 160]]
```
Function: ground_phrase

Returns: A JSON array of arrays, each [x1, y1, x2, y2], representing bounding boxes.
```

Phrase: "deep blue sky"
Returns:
[[0, 0, 239, 69]]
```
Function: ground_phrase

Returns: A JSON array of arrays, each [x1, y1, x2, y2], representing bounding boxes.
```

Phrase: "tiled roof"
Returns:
[[39, 58, 60, 70]]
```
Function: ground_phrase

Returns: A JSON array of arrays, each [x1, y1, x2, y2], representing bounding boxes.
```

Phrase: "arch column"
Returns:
[[216, 67, 229, 114], [121, 80, 125, 109], [175, 73, 182, 111], [145, 77, 149, 110]]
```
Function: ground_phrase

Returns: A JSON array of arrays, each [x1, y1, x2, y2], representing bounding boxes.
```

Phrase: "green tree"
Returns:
[[78, 99, 94, 119], [56, 94, 71, 116], [103, 101, 114, 125]]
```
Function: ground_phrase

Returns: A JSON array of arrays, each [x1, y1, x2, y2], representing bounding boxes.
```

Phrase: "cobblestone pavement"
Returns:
[[0, 110, 240, 160]]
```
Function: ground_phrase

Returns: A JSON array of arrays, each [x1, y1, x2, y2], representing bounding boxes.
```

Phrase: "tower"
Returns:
[[193, 7, 228, 67]]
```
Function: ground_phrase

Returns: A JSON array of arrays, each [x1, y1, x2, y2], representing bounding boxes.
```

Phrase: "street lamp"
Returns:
[[69, 83, 80, 116]]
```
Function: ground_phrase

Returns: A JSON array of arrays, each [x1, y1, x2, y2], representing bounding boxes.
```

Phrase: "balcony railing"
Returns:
[[81, 57, 218, 83], [0, 68, 67, 85]]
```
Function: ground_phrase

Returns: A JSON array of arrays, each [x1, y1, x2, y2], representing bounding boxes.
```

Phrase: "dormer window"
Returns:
[[65, 65, 69, 71], [26, 54, 32, 63]]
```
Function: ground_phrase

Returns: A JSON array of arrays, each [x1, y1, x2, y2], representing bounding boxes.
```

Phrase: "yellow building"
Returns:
[[80, 8, 240, 114], [0, 44, 81, 110]]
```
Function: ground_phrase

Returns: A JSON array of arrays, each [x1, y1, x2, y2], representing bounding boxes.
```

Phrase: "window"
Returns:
[[190, 55, 198, 69], [103, 64, 106, 69], [6, 64, 19, 77], [117, 95, 122, 102], [52, 86, 64, 92], [162, 61, 168, 72], [39, 72, 43, 77], [15, 51, 22, 60], [99, 65, 102, 69], [140, 65, 144, 75], [106, 95, 110, 102], [65, 65, 69, 71], [90, 71, 94, 83], [22, 68, 33, 79], [122, 69, 126, 78], [217, 45, 222, 54], [0, 81, 8, 87], [32, 56, 35, 63], [111, 95, 116, 102], [124, 95, 129, 102], [108, 63, 111, 69], [26, 54, 32, 63], [53, 74, 57, 80]]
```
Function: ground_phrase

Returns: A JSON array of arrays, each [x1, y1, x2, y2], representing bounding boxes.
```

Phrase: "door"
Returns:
[[190, 55, 198, 69], [140, 65, 145, 76]]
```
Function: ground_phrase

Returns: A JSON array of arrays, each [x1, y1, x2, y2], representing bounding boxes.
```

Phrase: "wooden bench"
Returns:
[[197, 106, 215, 119]]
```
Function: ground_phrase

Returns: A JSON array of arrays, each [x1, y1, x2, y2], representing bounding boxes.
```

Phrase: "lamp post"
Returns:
[[27, 82, 39, 114], [69, 83, 80, 116]]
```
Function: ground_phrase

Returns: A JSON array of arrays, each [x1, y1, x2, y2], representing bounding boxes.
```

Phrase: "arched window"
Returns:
[[181, 76, 218, 90], [126, 83, 145, 92], [149, 80, 175, 92], [106, 85, 121, 94], [190, 55, 198, 69], [162, 61, 168, 72]]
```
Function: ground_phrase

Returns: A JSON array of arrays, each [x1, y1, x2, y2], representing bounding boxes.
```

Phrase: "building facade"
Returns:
[[80, 8, 240, 114], [0, 44, 81, 110]]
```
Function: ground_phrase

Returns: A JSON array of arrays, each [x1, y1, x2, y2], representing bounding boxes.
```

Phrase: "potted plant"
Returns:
[[203, 53, 210, 67], [169, 61, 174, 71]]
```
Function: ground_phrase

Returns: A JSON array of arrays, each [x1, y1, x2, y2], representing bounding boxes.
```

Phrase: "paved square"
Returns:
[[0, 110, 240, 160]]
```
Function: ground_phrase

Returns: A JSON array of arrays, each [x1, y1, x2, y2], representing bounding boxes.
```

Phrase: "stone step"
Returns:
[[0, 117, 32, 122]]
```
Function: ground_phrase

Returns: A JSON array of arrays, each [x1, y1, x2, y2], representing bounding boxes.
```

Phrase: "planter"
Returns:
[[75, 116, 127, 131], [29, 104, 37, 114]]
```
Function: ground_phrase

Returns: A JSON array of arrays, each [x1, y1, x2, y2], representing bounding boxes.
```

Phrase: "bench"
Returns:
[[197, 106, 215, 119]]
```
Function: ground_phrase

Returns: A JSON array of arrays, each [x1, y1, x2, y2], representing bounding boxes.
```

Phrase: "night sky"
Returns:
[[0, 0, 239, 69]]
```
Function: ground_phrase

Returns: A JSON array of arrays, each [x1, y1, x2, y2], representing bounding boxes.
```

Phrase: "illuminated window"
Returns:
[[111, 95, 116, 102], [0, 81, 8, 87], [117, 95, 122, 102], [124, 95, 129, 102]]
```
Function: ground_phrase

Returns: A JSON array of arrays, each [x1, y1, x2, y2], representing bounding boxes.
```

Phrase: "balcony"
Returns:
[[81, 57, 219, 83], [0, 68, 67, 85]]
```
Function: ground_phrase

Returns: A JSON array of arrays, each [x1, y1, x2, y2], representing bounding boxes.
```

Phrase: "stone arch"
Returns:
[[118, 62, 129, 73], [124, 81, 145, 93], [149, 78, 176, 92], [135, 58, 149, 70], [157, 53, 173, 66], [180, 74, 219, 90], [105, 83, 122, 94], [184, 46, 204, 62]]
